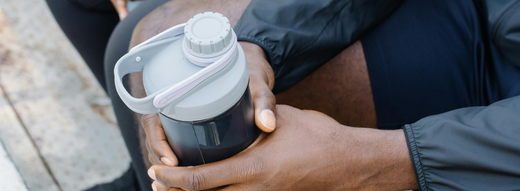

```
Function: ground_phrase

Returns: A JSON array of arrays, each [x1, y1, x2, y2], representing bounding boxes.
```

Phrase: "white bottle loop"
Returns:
[[114, 22, 238, 114], [183, 47, 221, 67], [153, 37, 237, 108]]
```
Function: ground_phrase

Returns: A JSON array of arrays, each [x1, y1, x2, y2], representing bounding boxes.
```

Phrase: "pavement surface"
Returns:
[[0, 0, 131, 190]]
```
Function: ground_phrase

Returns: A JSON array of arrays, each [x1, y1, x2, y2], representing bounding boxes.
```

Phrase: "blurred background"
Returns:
[[0, 0, 131, 190]]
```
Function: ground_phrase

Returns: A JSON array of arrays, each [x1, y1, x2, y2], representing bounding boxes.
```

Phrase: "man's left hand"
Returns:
[[146, 105, 417, 191]]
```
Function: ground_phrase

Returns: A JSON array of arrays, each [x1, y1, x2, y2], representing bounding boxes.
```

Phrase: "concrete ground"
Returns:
[[0, 0, 131, 190]]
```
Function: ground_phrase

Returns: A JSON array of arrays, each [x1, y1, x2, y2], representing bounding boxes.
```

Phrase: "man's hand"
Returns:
[[142, 113, 178, 167], [240, 42, 277, 132], [146, 105, 418, 191], [110, 0, 131, 20], [140, 41, 278, 186]]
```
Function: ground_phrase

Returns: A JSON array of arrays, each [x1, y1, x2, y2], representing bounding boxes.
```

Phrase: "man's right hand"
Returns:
[[147, 105, 417, 191], [240, 41, 277, 132]]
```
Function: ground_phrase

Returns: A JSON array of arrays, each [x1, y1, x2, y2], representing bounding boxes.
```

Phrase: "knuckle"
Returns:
[[148, 154, 153, 164], [275, 104, 293, 114], [147, 139, 163, 160], [186, 169, 205, 190], [249, 70, 267, 82], [252, 89, 275, 103], [249, 155, 267, 178], [145, 139, 151, 150], [141, 114, 156, 132], [238, 154, 267, 180], [146, 142, 153, 154], [151, 143, 164, 157], [148, 154, 161, 165], [275, 105, 299, 122]]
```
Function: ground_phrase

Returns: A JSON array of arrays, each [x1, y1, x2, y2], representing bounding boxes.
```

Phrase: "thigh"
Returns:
[[130, 0, 251, 48], [131, 0, 377, 128], [270, 0, 516, 131], [275, 41, 377, 128], [46, 0, 119, 92], [103, 0, 172, 190], [362, 0, 495, 129]]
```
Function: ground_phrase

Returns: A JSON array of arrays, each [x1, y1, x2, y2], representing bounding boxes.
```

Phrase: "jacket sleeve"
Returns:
[[234, 0, 403, 93], [403, 95, 520, 190]]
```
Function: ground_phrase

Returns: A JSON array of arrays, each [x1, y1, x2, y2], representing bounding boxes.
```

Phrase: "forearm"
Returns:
[[346, 128, 417, 190]]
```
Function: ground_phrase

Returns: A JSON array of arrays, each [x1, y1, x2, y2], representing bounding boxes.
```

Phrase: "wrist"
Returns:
[[239, 41, 275, 89], [348, 128, 418, 190], [239, 41, 266, 60]]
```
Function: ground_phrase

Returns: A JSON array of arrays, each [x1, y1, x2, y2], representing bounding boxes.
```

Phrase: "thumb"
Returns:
[[241, 41, 277, 133], [250, 81, 276, 133]]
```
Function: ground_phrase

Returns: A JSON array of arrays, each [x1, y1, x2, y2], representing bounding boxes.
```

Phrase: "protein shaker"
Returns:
[[114, 12, 261, 166]]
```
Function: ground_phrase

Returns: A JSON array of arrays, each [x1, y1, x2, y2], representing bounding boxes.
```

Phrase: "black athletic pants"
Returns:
[[46, 0, 170, 190], [362, 0, 520, 129]]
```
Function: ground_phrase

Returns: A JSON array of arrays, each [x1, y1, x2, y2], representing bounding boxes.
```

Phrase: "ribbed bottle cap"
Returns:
[[183, 12, 233, 58]]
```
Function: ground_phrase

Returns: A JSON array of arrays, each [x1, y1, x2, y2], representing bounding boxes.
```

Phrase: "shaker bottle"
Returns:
[[114, 12, 261, 166]]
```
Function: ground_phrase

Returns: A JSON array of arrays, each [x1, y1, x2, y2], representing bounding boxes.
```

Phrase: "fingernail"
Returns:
[[161, 157, 175, 166], [148, 168, 156, 180], [151, 183, 157, 191], [259, 109, 275, 130]]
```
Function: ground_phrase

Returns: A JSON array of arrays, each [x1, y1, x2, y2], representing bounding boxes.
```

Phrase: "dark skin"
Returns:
[[276, 41, 377, 128], [144, 105, 415, 191], [129, 0, 417, 190], [131, 0, 377, 168]]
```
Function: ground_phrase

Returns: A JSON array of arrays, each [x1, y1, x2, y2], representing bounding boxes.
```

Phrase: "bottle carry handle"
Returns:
[[114, 23, 238, 114]]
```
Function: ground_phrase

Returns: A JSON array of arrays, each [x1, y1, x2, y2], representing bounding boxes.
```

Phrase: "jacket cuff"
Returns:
[[237, 35, 280, 68], [403, 124, 428, 191]]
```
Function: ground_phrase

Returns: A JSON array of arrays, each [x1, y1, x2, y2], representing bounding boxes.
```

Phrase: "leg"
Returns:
[[130, 0, 511, 135], [275, 41, 377, 128], [46, 0, 119, 92], [360, 0, 499, 129], [281, 0, 519, 131], [130, 0, 251, 47], [103, 1, 172, 190], [129, 0, 378, 171], [130, 0, 376, 128], [47, 1, 161, 190], [281, 0, 512, 131]]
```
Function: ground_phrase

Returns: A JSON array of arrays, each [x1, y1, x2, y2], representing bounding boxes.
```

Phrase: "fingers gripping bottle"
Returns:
[[114, 12, 261, 166]]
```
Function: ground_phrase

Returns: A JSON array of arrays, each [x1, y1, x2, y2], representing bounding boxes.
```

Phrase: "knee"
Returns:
[[130, 0, 191, 48], [130, 0, 250, 48]]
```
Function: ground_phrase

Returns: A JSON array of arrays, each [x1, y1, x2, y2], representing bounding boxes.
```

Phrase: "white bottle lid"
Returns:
[[183, 12, 233, 58]]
